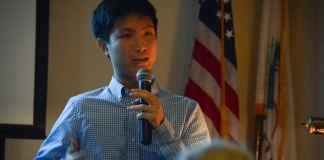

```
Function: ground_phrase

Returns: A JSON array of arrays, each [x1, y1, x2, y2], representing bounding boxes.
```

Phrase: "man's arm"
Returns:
[[35, 99, 80, 160], [128, 89, 210, 159], [153, 104, 211, 159]]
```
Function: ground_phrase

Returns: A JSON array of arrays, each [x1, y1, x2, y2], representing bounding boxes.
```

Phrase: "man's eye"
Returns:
[[119, 34, 131, 38], [145, 32, 154, 37]]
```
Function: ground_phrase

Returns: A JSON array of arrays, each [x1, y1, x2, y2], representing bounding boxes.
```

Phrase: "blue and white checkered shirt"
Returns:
[[35, 77, 210, 160]]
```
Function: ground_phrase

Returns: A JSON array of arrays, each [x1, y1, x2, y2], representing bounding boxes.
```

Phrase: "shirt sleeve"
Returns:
[[35, 98, 80, 160], [153, 103, 211, 159]]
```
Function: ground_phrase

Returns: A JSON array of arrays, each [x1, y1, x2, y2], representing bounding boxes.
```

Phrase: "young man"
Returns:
[[35, 0, 210, 159]]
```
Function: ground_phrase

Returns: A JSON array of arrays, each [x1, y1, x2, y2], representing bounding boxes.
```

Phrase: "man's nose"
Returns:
[[135, 35, 147, 53]]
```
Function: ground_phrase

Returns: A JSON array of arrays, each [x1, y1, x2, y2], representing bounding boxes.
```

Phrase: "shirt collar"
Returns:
[[108, 76, 160, 99]]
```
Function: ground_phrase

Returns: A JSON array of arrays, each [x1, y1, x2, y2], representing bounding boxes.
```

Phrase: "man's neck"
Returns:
[[113, 74, 138, 89]]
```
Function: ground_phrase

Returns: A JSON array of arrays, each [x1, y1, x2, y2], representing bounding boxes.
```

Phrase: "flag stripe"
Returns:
[[189, 59, 221, 109], [203, 114, 220, 137], [225, 83, 239, 118], [228, 108, 240, 138], [225, 60, 238, 93], [185, 79, 221, 131], [196, 21, 222, 60], [192, 40, 221, 85]]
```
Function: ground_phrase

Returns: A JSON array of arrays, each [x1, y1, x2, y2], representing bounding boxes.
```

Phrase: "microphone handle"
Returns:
[[139, 81, 152, 145]]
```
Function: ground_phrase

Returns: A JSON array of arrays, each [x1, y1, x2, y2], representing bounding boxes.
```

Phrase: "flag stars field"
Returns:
[[216, 10, 222, 19], [224, 12, 231, 22], [225, 30, 234, 39]]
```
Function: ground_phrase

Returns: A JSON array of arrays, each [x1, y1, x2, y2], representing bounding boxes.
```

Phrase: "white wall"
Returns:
[[4, 0, 324, 159]]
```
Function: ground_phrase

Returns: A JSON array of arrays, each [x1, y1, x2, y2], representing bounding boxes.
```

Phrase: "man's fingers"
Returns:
[[66, 139, 89, 160], [129, 89, 154, 104], [131, 98, 140, 105], [128, 89, 165, 128], [136, 111, 153, 119], [127, 105, 149, 112], [70, 139, 79, 153]]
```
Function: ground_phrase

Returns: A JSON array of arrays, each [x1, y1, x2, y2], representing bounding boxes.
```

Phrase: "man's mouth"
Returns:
[[133, 57, 149, 62]]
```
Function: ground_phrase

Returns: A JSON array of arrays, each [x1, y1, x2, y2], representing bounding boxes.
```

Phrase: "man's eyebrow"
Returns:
[[118, 28, 133, 32], [118, 25, 154, 32], [143, 24, 154, 30]]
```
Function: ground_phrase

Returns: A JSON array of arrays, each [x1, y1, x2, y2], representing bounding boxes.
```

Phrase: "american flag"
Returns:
[[185, 0, 239, 143]]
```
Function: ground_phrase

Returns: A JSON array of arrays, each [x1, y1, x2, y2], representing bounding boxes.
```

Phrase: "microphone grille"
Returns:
[[136, 68, 153, 82]]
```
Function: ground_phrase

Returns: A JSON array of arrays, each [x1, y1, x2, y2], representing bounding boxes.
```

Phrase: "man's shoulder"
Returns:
[[69, 86, 108, 102], [159, 88, 198, 107]]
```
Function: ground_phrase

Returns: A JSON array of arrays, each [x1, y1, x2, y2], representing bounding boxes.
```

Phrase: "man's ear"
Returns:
[[96, 38, 110, 57]]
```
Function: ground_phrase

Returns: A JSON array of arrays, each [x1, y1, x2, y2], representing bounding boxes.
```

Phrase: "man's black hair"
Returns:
[[92, 0, 158, 42]]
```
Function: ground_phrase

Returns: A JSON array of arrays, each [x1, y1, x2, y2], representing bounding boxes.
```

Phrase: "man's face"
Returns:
[[106, 14, 157, 80]]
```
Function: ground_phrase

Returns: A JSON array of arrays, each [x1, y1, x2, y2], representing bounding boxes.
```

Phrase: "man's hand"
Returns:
[[128, 89, 165, 128], [65, 139, 88, 160]]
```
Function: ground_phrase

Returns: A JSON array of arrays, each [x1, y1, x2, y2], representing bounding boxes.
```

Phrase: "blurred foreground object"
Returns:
[[177, 139, 252, 160], [302, 117, 324, 135]]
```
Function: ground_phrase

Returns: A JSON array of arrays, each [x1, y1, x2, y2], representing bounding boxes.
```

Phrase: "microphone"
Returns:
[[136, 68, 153, 145]]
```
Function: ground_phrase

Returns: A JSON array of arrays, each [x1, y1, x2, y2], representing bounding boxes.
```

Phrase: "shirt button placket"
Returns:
[[127, 98, 139, 160]]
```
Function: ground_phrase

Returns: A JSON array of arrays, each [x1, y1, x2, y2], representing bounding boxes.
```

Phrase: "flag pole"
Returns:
[[220, 0, 229, 140], [254, 103, 264, 160], [277, 0, 287, 159], [254, 0, 272, 158]]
